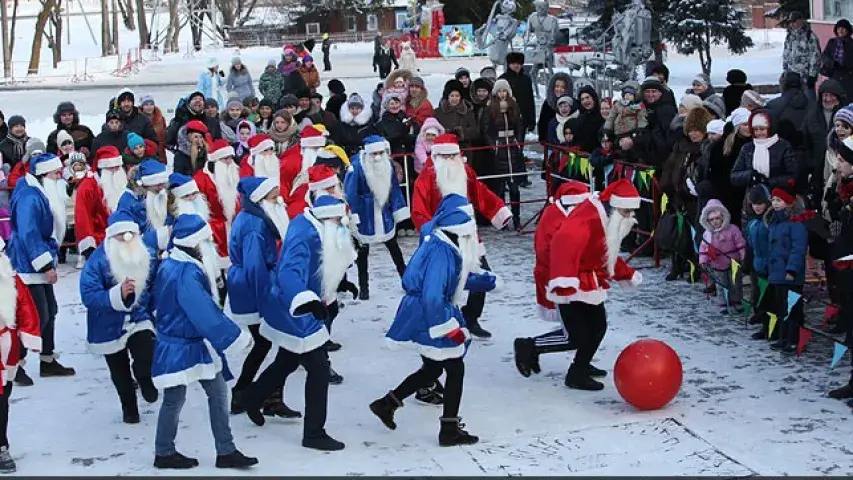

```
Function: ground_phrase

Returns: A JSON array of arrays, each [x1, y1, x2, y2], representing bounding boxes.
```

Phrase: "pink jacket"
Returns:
[[699, 199, 747, 271], [414, 117, 445, 174]]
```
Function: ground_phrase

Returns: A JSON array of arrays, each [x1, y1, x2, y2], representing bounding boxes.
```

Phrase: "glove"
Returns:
[[465, 272, 497, 292], [447, 328, 466, 345], [327, 301, 340, 322], [293, 299, 328, 320], [751, 172, 767, 185], [685, 178, 698, 197], [830, 220, 843, 238], [81, 247, 95, 260], [337, 278, 359, 300]]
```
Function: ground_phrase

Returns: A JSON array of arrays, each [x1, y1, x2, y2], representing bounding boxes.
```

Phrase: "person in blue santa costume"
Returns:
[[513, 179, 643, 390], [226, 176, 301, 419], [7, 153, 76, 384], [151, 213, 256, 470], [240, 167, 356, 452], [117, 159, 171, 252], [344, 135, 409, 300], [369, 193, 499, 446], [80, 209, 158, 424]]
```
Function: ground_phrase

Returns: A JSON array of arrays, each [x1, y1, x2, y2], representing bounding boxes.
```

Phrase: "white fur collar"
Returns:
[[168, 247, 203, 269], [339, 103, 372, 126]]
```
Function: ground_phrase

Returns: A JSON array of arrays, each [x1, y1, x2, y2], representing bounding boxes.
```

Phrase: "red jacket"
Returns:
[[7, 161, 27, 189], [406, 98, 434, 130], [194, 169, 241, 265], [74, 174, 110, 255], [279, 143, 304, 200], [0, 274, 41, 392]]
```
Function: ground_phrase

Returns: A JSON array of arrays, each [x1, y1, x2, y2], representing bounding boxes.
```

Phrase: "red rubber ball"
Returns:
[[614, 339, 683, 410]]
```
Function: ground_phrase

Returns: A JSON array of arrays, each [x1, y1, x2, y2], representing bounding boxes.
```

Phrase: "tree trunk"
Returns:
[[101, 0, 112, 55], [123, 0, 135, 30], [112, 0, 120, 53], [27, 0, 57, 75], [703, 28, 712, 75], [135, 0, 149, 47], [235, 0, 258, 27], [51, 0, 62, 68], [165, 0, 179, 52]]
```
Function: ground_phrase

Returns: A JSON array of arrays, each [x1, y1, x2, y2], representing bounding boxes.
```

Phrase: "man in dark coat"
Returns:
[[722, 69, 753, 116], [804, 78, 846, 200], [632, 76, 677, 168], [46, 102, 96, 156], [322, 34, 332, 71], [0, 115, 29, 168], [166, 91, 223, 150], [92, 109, 129, 154], [109, 89, 158, 143], [325, 79, 347, 121], [765, 71, 810, 178], [499, 52, 536, 132]]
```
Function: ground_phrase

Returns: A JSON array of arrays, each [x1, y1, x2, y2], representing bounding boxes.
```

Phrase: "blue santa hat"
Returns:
[[424, 193, 475, 236], [238, 176, 279, 204], [362, 135, 390, 154], [168, 173, 199, 198], [311, 194, 348, 220], [171, 213, 212, 248], [105, 209, 141, 239], [135, 159, 168, 186], [29, 153, 63, 176]]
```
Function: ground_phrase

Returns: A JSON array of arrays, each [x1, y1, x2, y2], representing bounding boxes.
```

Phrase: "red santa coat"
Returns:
[[0, 274, 41, 392], [74, 174, 110, 254], [546, 199, 641, 306], [279, 143, 305, 199], [7, 161, 27, 189], [286, 183, 309, 220], [534, 200, 577, 322], [412, 158, 512, 238], [194, 169, 241, 265]]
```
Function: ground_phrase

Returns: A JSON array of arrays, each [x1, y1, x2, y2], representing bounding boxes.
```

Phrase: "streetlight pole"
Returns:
[[1, 0, 11, 79]]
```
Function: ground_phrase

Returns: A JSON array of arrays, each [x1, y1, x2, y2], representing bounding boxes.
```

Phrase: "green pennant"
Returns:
[[757, 277, 769, 305], [676, 212, 684, 235], [742, 299, 752, 319]]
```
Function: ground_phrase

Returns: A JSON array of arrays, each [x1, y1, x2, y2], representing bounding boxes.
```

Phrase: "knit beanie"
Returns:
[[747, 184, 771, 204], [741, 90, 765, 109], [7, 115, 25, 128], [834, 106, 853, 126], [679, 94, 703, 111]]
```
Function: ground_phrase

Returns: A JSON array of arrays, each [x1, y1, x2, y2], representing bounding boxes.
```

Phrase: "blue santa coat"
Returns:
[[116, 190, 170, 251], [151, 248, 251, 389], [79, 242, 158, 355], [226, 196, 280, 326], [7, 174, 59, 284], [344, 155, 410, 244], [259, 212, 330, 354]]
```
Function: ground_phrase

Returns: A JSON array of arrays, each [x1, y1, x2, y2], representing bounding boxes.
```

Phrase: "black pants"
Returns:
[[356, 237, 407, 287], [771, 284, 804, 345], [323, 51, 331, 71], [22, 284, 58, 359], [561, 302, 607, 369], [495, 177, 521, 220], [246, 347, 330, 440], [233, 324, 273, 393], [393, 356, 464, 418], [58, 226, 77, 263], [0, 382, 11, 448], [461, 256, 490, 324], [104, 330, 155, 414]]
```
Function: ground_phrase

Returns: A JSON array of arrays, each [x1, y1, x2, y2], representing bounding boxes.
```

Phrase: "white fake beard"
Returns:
[[301, 147, 319, 173], [198, 239, 222, 303], [145, 190, 168, 228], [176, 196, 210, 222], [0, 254, 17, 329], [99, 168, 128, 212], [434, 157, 468, 197], [261, 197, 290, 239], [214, 161, 240, 222], [605, 212, 637, 276], [320, 219, 356, 304], [452, 232, 482, 305], [42, 177, 68, 244], [254, 152, 279, 180], [362, 155, 393, 206], [105, 236, 150, 300]]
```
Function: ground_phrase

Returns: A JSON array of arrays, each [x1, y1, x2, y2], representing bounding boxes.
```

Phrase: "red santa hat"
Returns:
[[308, 165, 338, 192], [554, 180, 591, 205], [93, 145, 123, 170], [248, 134, 275, 156], [209, 138, 235, 162], [431, 133, 461, 156], [185, 120, 209, 135], [599, 179, 641, 209], [300, 125, 326, 148]]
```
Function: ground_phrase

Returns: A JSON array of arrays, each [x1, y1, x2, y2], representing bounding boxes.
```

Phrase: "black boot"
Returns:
[[231, 388, 245, 415], [14, 367, 33, 386], [564, 364, 604, 391], [215, 450, 258, 469], [357, 246, 370, 300], [830, 383, 853, 399], [154, 452, 199, 469], [438, 417, 479, 446], [415, 381, 444, 406], [138, 378, 158, 403], [751, 329, 768, 340], [512, 215, 521, 231], [40, 356, 76, 377], [119, 387, 140, 424], [513, 338, 538, 377], [323, 340, 342, 352], [262, 386, 302, 418], [665, 257, 682, 281], [467, 318, 492, 339], [369, 391, 403, 430], [302, 432, 345, 451], [588, 364, 607, 377]]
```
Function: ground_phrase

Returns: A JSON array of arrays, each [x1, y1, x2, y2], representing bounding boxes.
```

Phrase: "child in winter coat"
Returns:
[[56, 130, 76, 158], [604, 82, 647, 137], [414, 117, 445, 174], [299, 55, 321, 92], [243, 96, 260, 124], [255, 99, 275, 133], [590, 131, 618, 191], [233, 120, 255, 162], [744, 184, 773, 339], [222, 98, 248, 133], [384, 70, 411, 107], [546, 95, 574, 145], [123, 132, 148, 168], [699, 199, 747, 314]]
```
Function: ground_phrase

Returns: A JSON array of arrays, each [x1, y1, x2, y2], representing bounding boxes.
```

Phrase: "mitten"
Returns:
[[707, 244, 718, 261], [327, 301, 340, 322], [465, 272, 497, 292], [337, 278, 359, 299], [447, 328, 466, 345], [293, 299, 329, 320]]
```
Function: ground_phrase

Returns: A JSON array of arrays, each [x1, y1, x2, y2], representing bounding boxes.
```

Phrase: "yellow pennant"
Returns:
[[689, 260, 696, 285], [731, 259, 741, 283], [661, 193, 669, 213], [768, 313, 778, 339], [581, 158, 590, 178]]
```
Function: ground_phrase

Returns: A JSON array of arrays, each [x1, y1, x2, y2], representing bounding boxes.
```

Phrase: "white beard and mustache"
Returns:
[[320, 219, 357, 304], [41, 177, 68, 244], [99, 168, 128, 212], [175, 195, 211, 222], [301, 147, 319, 173], [452, 232, 483, 305], [145, 190, 168, 228], [105, 236, 151, 301], [213, 161, 239, 222], [198, 239, 222, 303], [605, 211, 637, 276], [253, 152, 279, 181], [362, 155, 393, 207], [261, 197, 290, 239], [0, 254, 17, 329], [434, 157, 468, 197]]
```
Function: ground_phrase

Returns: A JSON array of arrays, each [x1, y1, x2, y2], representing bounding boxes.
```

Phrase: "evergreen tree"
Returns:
[[661, 0, 754, 75]]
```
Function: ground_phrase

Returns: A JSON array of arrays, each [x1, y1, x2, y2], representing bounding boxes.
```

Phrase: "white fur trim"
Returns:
[[837, 254, 853, 262], [251, 138, 275, 155], [628, 270, 643, 287], [31, 251, 53, 272], [547, 286, 607, 305], [350, 213, 360, 225], [223, 328, 253, 358], [87, 320, 154, 355], [173, 223, 213, 247], [20, 331, 42, 352], [429, 317, 460, 339], [309, 175, 338, 192], [153, 361, 219, 390], [393, 206, 411, 224], [536, 304, 560, 323], [34, 157, 62, 176], [491, 206, 512, 230], [301, 136, 326, 148], [289, 290, 321, 317], [78, 235, 97, 253], [156, 226, 170, 251], [210, 145, 236, 162], [249, 178, 279, 203], [17, 273, 48, 285], [105, 221, 139, 238], [138, 171, 169, 186], [97, 156, 123, 169], [419, 341, 466, 361], [311, 202, 347, 219], [109, 284, 133, 312], [364, 141, 390, 154], [560, 193, 591, 205], [171, 179, 199, 198], [227, 310, 261, 326], [432, 144, 460, 156], [259, 320, 329, 355], [218, 255, 232, 269], [492, 274, 503, 292], [440, 220, 476, 236], [608, 194, 641, 209]]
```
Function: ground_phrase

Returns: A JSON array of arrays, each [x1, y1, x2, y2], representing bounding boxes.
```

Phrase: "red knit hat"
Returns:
[[93, 145, 123, 170], [771, 179, 797, 205], [185, 120, 209, 134], [209, 138, 235, 161], [248, 134, 275, 156], [431, 133, 461, 156], [308, 165, 338, 192], [599, 179, 641, 209]]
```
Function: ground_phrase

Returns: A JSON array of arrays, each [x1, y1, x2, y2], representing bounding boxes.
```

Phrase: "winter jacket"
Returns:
[[47, 122, 95, 157], [0, 134, 28, 168], [407, 88, 434, 130], [370, 87, 383, 121], [730, 137, 798, 190], [696, 137, 745, 228], [143, 107, 168, 162], [537, 72, 573, 142], [746, 211, 771, 276], [299, 65, 320, 91], [822, 35, 853, 100], [805, 79, 846, 194], [259, 68, 286, 107], [782, 27, 822, 81], [480, 100, 525, 177], [374, 46, 398, 76], [765, 83, 809, 151], [165, 104, 222, 149], [432, 99, 479, 150], [196, 70, 226, 106], [225, 68, 256, 101], [344, 156, 410, 244], [660, 135, 702, 210], [572, 86, 605, 154], [414, 118, 445, 174], [7, 174, 59, 284], [766, 208, 809, 286], [326, 94, 348, 122], [722, 83, 753, 116], [373, 110, 415, 156], [92, 129, 128, 154], [499, 68, 536, 131], [605, 99, 647, 137], [330, 104, 373, 158], [698, 199, 746, 270], [634, 89, 678, 167], [282, 71, 308, 100]]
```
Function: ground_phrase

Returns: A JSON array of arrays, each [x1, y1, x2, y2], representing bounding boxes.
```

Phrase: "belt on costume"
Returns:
[[157, 333, 204, 345]]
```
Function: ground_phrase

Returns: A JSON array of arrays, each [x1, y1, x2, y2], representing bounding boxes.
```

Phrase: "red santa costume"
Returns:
[[0, 237, 42, 391], [239, 134, 280, 182], [279, 125, 327, 202], [194, 139, 242, 264], [75, 146, 126, 257], [513, 180, 643, 390], [286, 147, 348, 220]]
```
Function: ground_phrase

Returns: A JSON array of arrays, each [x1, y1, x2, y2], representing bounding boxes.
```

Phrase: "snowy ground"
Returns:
[[10, 180, 853, 476]]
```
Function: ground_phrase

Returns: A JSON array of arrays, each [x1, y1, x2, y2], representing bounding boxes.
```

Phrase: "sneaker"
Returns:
[[329, 367, 343, 385], [154, 452, 199, 469], [828, 384, 853, 399], [415, 385, 443, 406], [324, 340, 342, 352], [14, 368, 33, 387], [40, 358, 76, 377], [263, 402, 302, 419], [588, 364, 607, 378], [0, 447, 16, 474], [215, 450, 258, 469]]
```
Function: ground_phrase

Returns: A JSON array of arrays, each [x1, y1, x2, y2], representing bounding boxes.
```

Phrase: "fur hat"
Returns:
[[684, 107, 714, 135], [492, 78, 513, 97], [455, 67, 471, 79], [741, 90, 765, 109], [442, 79, 464, 99], [726, 69, 747, 84], [505, 51, 525, 65], [702, 94, 726, 119], [679, 93, 703, 111]]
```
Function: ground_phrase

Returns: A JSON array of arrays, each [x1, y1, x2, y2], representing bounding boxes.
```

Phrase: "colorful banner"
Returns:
[[831, 342, 848, 369], [439, 24, 478, 57]]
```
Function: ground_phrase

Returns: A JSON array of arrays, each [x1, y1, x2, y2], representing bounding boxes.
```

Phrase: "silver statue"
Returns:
[[475, 0, 519, 71], [606, 0, 653, 80], [524, 0, 559, 98]]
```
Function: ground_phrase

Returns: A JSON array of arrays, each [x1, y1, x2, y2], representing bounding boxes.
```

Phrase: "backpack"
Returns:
[[655, 210, 690, 252]]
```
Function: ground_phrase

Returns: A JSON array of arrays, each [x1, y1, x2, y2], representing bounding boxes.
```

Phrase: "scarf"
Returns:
[[267, 120, 298, 146], [751, 135, 779, 178], [835, 37, 846, 64], [5, 133, 27, 160]]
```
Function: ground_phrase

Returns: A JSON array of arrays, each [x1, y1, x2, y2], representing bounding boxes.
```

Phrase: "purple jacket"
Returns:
[[699, 199, 747, 271]]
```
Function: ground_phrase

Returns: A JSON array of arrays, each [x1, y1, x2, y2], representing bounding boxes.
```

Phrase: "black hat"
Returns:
[[327, 78, 346, 95], [116, 89, 135, 104], [188, 91, 205, 103], [747, 184, 771, 204], [788, 11, 805, 22], [650, 63, 670, 82], [310, 92, 323, 100], [204, 97, 219, 108], [455, 67, 471, 80], [280, 94, 298, 108], [726, 69, 747, 84], [506, 51, 525, 65], [259, 98, 275, 110], [7, 115, 25, 128], [55, 102, 77, 115], [105, 109, 122, 122], [296, 89, 311, 100], [835, 19, 853, 36], [780, 71, 802, 90], [442, 79, 464, 99]]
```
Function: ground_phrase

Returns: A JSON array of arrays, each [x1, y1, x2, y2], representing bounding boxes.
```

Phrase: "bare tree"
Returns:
[[46, 0, 63, 68], [164, 0, 180, 52], [115, 0, 136, 30], [101, 0, 113, 55], [27, 0, 58, 74], [9, 0, 19, 55], [135, 0, 150, 47]]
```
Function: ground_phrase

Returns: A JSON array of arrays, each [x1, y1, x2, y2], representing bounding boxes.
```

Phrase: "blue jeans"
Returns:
[[155, 373, 236, 456]]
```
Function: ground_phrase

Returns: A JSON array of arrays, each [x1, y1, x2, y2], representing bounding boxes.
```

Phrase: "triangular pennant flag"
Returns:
[[688, 261, 696, 285], [786, 291, 802, 319], [639, 171, 649, 191], [796, 327, 812, 357], [823, 304, 841, 327], [742, 299, 752, 318], [583, 158, 591, 178], [731, 259, 740, 283], [660, 193, 669, 213], [631, 169, 637, 185], [831, 342, 849, 369], [757, 277, 769, 305], [690, 226, 699, 253], [767, 313, 778, 339]]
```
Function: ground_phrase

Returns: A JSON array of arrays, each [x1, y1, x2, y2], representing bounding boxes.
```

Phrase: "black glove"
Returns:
[[751, 172, 767, 185], [337, 278, 359, 300], [327, 301, 340, 322], [807, 76, 817, 90], [293, 299, 328, 320], [81, 247, 95, 260], [219, 70, 225, 78]]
